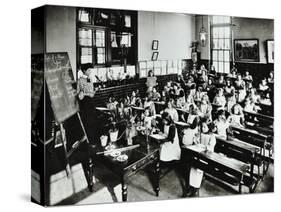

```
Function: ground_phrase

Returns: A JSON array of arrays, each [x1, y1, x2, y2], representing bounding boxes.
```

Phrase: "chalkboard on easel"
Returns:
[[44, 52, 79, 123], [31, 53, 44, 122]]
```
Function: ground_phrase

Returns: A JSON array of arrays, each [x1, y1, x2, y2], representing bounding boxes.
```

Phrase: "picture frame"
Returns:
[[152, 52, 159, 61], [152, 40, 159, 50], [234, 39, 259, 62], [266, 39, 274, 63]]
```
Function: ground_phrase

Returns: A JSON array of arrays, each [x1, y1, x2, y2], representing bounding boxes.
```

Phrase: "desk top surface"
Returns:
[[94, 136, 160, 173], [186, 144, 250, 173], [216, 135, 260, 154]]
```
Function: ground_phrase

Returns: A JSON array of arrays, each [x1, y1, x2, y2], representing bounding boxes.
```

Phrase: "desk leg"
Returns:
[[239, 175, 244, 194], [155, 160, 160, 197], [82, 157, 94, 192], [250, 162, 254, 179], [121, 177, 128, 202]]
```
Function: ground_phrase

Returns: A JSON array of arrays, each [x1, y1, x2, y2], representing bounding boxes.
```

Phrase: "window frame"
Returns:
[[210, 16, 232, 74], [76, 8, 138, 71]]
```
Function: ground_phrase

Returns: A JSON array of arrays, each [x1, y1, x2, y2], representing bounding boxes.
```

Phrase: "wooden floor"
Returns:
[[32, 160, 273, 206]]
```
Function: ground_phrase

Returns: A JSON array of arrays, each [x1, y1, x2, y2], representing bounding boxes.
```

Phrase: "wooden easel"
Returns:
[[58, 112, 92, 179]]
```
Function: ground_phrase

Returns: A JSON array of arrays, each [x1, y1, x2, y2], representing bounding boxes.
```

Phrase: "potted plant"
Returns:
[[108, 116, 119, 143]]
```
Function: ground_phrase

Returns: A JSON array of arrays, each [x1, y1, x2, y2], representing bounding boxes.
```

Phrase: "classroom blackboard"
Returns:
[[44, 52, 79, 123], [31, 54, 44, 121]]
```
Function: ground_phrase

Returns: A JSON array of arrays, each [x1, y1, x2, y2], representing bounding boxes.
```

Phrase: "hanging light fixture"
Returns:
[[199, 15, 207, 47]]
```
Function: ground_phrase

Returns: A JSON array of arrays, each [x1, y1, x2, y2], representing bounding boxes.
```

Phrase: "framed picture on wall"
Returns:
[[234, 39, 259, 62], [266, 39, 274, 63], [152, 52, 159, 61], [152, 40, 159, 50]]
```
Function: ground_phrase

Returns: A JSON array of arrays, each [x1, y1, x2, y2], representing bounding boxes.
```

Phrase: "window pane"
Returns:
[[223, 16, 231, 23], [224, 51, 230, 61], [212, 16, 218, 24], [219, 62, 224, 73], [218, 27, 224, 38], [111, 32, 118, 47], [217, 16, 223, 24], [218, 39, 224, 49], [224, 39, 230, 49], [125, 15, 131, 27], [212, 50, 218, 61], [219, 51, 224, 61], [78, 9, 91, 23], [213, 27, 219, 38], [224, 62, 230, 73], [97, 54, 105, 64], [79, 29, 92, 46], [97, 48, 105, 54], [81, 55, 92, 64], [81, 47, 92, 56], [213, 61, 218, 72], [213, 39, 219, 49], [224, 27, 230, 38], [95, 30, 105, 47]]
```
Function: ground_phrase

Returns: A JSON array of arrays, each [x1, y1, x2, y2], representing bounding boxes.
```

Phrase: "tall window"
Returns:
[[211, 16, 232, 73]]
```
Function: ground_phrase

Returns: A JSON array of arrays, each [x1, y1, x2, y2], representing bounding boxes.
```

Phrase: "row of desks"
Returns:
[[95, 105, 273, 194]]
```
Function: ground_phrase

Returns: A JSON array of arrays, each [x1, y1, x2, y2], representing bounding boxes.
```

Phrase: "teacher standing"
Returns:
[[146, 70, 158, 93]]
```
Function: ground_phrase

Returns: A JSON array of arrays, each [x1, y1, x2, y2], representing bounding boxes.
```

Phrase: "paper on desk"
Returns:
[[150, 134, 166, 140]]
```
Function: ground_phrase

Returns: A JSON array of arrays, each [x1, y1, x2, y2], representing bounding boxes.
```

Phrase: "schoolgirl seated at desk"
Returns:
[[259, 92, 272, 106], [209, 65, 217, 77], [164, 99, 179, 122], [225, 92, 237, 114], [234, 74, 246, 103], [228, 66, 238, 78], [244, 97, 259, 113], [247, 88, 260, 104], [216, 74, 226, 87], [143, 96, 156, 116], [197, 94, 212, 123], [224, 78, 235, 97], [228, 103, 244, 128], [214, 110, 230, 139], [187, 104, 199, 124], [268, 71, 274, 83], [130, 89, 142, 106], [106, 95, 118, 111], [139, 107, 157, 135], [213, 88, 226, 110], [243, 70, 253, 81], [149, 86, 161, 102], [259, 78, 270, 92]]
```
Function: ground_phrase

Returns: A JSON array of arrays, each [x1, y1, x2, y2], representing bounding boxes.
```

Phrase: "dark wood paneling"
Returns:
[[232, 62, 274, 87], [200, 59, 274, 87]]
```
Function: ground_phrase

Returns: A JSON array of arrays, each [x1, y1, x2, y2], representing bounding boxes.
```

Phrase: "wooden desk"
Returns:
[[93, 136, 160, 202], [215, 135, 260, 181], [244, 111, 274, 135], [185, 144, 250, 193], [230, 125, 269, 177]]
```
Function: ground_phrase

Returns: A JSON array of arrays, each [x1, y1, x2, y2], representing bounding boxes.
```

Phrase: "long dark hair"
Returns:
[[161, 112, 173, 125]]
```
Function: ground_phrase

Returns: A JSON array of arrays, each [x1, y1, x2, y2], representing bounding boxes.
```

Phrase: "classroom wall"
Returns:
[[195, 15, 210, 61], [45, 5, 77, 79], [31, 7, 44, 54], [232, 17, 274, 64], [138, 11, 195, 61], [195, 15, 274, 64]]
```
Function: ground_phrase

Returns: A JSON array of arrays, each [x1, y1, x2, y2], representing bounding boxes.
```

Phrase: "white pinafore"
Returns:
[[160, 125, 181, 162]]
